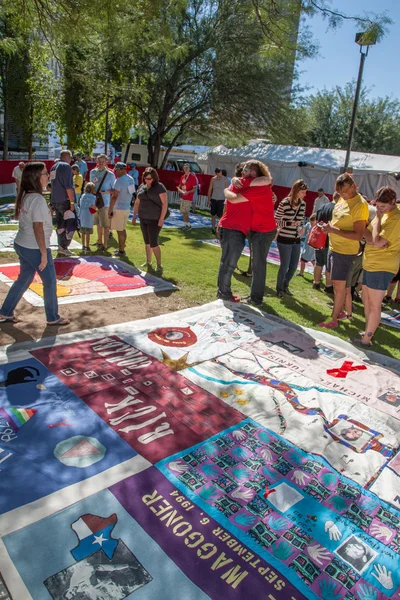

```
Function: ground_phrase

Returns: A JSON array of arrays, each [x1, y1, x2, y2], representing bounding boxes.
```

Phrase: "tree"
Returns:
[[291, 84, 400, 155]]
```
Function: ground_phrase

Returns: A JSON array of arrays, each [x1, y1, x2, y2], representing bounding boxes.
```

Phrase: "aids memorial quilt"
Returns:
[[0, 300, 399, 599], [0, 256, 176, 306]]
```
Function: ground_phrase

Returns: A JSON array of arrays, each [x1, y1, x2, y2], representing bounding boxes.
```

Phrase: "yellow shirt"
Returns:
[[73, 173, 83, 195], [363, 206, 400, 274], [330, 193, 369, 255]]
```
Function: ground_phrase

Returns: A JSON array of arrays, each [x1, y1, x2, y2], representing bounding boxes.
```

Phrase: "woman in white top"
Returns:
[[0, 163, 70, 326]]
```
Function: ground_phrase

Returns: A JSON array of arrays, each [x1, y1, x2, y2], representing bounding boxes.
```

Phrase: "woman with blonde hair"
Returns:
[[318, 173, 368, 328], [275, 179, 307, 298], [353, 186, 400, 346]]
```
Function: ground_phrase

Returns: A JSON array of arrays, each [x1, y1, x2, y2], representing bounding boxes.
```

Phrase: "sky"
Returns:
[[297, 0, 400, 100]]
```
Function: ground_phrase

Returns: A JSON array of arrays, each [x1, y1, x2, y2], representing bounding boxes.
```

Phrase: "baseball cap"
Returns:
[[130, 162, 136, 168], [115, 162, 127, 169]]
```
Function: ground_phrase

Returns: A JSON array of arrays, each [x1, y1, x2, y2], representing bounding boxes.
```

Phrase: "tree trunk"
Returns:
[[2, 59, 10, 160], [147, 133, 162, 168], [3, 93, 9, 160], [28, 105, 34, 159]]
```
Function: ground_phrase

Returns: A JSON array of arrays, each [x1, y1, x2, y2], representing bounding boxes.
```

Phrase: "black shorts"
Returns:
[[315, 248, 328, 268], [140, 218, 161, 248], [210, 199, 225, 218], [327, 250, 356, 282]]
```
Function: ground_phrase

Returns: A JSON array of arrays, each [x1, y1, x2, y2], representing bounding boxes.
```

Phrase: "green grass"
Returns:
[[1, 222, 399, 361]]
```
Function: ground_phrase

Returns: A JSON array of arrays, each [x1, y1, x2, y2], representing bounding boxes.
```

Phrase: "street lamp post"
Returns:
[[343, 32, 377, 172]]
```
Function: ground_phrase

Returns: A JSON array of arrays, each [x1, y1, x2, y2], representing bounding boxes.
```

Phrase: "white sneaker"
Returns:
[[180, 225, 188, 230], [58, 247, 73, 256]]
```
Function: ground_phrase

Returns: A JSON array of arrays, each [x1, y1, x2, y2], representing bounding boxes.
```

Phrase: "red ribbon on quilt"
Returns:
[[326, 361, 367, 379]]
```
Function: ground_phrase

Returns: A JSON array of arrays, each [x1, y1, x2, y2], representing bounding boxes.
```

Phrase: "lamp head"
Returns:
[[355, 31, 377, 47]]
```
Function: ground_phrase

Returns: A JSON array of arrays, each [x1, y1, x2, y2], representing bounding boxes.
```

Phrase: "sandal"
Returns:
[[350, 337, 372, 348], [47, 318, 70, 327], [0, 315, 19, 323]]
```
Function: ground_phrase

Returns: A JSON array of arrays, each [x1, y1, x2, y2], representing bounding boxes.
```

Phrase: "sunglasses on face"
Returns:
[[144, 176, 153, 181], [242, 167, 255, 172]]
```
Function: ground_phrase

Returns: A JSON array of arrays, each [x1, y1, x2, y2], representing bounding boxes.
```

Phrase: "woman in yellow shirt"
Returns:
[[318, 173, 369, 329], [353, 186, 400, 347]]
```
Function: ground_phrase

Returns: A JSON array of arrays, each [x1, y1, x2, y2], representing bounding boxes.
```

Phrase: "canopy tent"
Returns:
[[198, 142, 400, 201]]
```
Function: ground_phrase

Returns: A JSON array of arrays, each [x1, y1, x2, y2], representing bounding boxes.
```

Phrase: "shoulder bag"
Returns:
[[95, 170, 109, 209]]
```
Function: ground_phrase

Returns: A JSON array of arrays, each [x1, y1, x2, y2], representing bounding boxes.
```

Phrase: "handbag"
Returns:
[[308, 222, 328, 249], [95, 170, 109, 209], [139, 185, 170, 221]]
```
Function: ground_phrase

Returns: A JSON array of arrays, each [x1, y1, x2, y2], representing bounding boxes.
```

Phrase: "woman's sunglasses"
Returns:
[[144, 176, 153, 181]]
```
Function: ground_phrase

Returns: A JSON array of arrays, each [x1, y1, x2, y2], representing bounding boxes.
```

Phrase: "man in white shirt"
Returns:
[[12, 162, 25, 196], [313, 188, 330, 213]]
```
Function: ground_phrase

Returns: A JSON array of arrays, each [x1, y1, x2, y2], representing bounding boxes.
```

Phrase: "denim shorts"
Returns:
[[327, 250, 356, 282], [362, 270, 395, 291]]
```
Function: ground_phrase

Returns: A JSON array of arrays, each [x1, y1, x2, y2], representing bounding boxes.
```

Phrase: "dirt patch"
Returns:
[[0, 254, 194, 345]]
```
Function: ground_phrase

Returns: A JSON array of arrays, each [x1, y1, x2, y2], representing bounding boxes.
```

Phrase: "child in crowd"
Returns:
[[79, 182, 97, 253], [298, 214, 316, 277], [72, 165, 83, 212]]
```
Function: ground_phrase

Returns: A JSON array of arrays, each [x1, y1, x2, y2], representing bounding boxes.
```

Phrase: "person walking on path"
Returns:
[[318, 173, 368, 329], [275, 180, 307, 298], [90, 154, 115, 252], [177, 163, 197, 230], [354, 186, 400, 346], [132, 167, 168, 273], [208, 168, 228, 234], [0, 163, 69, 326], [109, 162, 135, 257], [50, 150, 76, 256]]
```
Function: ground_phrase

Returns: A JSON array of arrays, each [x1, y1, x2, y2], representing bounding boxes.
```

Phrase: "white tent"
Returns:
[[198, 142, 400, 199]]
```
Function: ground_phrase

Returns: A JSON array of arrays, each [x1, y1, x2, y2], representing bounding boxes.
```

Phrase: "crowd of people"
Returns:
[[216, 161, 400, 347], [2, 153, 400, 349]]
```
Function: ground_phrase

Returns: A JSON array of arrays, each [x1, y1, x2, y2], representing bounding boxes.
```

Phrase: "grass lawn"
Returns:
[[0, 220, 399, 361]]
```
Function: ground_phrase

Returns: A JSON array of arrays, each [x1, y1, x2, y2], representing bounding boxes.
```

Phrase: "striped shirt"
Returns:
[[275, 197, 306, 244]]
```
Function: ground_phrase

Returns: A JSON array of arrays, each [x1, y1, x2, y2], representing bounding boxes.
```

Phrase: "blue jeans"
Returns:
[[1, 243, 60, 322], [217, 228, 246, 299], [277, 242, 301, 292], [249, 229, 277, 303]]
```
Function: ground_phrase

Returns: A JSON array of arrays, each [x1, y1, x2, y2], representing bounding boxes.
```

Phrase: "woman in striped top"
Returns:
[[275, 180, 307, 298]]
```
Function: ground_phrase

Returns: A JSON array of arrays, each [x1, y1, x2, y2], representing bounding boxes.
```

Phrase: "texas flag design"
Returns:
[[70, 513, 118, 561]]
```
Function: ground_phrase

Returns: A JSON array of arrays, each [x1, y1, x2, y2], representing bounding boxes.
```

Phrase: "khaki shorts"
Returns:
[[110, 209, 130, 232], [180, 199, 192, 214], [94, 206, 110, 228]]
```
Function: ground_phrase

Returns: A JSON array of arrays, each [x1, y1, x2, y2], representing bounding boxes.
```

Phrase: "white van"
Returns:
[[121, 143, 203, 173]]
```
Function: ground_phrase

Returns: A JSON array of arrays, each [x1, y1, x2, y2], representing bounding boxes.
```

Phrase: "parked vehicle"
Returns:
[[121, 143, 202, 172]]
